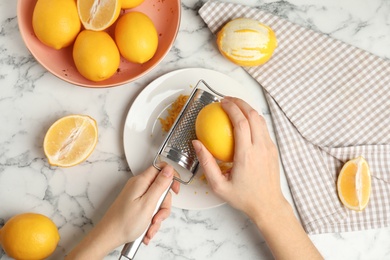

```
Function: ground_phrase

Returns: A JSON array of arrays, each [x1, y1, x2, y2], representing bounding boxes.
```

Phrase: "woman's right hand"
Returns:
[[193, 97, 323, 260], [192, 97, 287, 222]]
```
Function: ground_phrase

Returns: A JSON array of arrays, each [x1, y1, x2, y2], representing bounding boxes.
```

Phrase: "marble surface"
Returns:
[[1, 0, 389, 259]]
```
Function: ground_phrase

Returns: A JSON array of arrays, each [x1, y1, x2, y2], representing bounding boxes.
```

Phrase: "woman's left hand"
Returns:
[[66, 164, 180, 259]]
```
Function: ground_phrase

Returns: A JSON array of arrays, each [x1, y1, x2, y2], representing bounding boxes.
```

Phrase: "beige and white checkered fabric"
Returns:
[[199, 1, 390, 234]]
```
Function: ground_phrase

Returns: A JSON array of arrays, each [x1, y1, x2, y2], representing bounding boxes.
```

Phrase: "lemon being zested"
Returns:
[[217, 18, 277, 66], [77, 0, 121, 31], [73, 30, 120, 82], [115, 12, 158, 64], [32, 0, 81, 50], [195, 102, 234, 162], [43, 114, 98, 167], [0, 213, 60, 260], [337, 156, 371, 211]]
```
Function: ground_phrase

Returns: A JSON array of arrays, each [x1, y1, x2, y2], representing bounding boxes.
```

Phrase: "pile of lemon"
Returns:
[[32, 0, 158, 82]]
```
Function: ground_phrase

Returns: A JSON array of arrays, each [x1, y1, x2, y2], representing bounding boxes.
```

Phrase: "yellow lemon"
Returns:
[[115, 12, 158, 64], [195, 102, 234, 162], [73, 30, 120, 82], [217, 18, 277, 66], [0, 213, 60, 260], [32, 0, 81, 50], [122, 0, 144, 9], [77, 0, 121, 31], [43, 114, 98, 167], [337, 156, 371, 211]]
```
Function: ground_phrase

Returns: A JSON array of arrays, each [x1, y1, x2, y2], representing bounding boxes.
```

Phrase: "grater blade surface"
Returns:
[[154, 80, 223, 184]]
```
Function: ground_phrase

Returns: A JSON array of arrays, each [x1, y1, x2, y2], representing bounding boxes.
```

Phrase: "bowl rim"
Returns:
[[17, 0, 182, 88]]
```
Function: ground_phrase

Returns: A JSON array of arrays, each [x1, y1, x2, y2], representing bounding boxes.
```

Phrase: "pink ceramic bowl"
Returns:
[[17, 0, 181, 88]]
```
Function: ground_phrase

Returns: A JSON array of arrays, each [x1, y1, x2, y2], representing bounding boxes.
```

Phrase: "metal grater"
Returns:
[[119, 80, 224, 260], [153, 79, 224, 184]]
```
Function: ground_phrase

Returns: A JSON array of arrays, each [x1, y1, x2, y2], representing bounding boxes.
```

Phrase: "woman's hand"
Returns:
[[66, 164, 180, 259], [193, 97, 322, 259], [102, 164, 180, 246], [192, 97, 285, 221]]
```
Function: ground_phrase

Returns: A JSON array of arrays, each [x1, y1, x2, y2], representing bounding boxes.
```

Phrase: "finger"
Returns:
[[192, 140, 227, 194], [171, 171, 180, 194], [252, 113, 274, 146], [142, 165, 174, 206], [221, 98, 252, 157], [128, 165, 161, 198], [225, 97, 267, 145], [171, 180, 180, 194], [231, 97, 274, 146], [142, 163, 164, 179], [143, 236, 151, 245], [153, 192, 172, 224], [143, 221, 161, 245], [143, 189, 173, 245]]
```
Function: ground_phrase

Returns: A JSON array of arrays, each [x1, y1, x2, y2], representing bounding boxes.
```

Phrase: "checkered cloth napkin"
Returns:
[[199, 1, 390, 234]]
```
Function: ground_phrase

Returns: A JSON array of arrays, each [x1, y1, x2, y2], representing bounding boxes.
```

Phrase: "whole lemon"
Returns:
[[0, 213, 60, 260], [195, 102, 234, 162], [115, 12, 158, 64], [217, 18, 277, 66], [73, 30, 120, 82], [122, 0, 145, 9], [32, 0, 81, 50]]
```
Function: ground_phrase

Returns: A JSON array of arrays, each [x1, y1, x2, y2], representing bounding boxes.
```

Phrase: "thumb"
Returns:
[[192, 140, 226, 190], [143, 165, 174, 206]]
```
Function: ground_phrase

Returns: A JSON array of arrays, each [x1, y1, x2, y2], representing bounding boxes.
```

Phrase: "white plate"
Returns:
[[123, 68, 262, 210]]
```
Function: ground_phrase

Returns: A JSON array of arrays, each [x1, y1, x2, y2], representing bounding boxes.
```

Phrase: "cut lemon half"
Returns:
[[77, 0, 121, 31], [43, 115, 98, 167], [337, 156, 371, 211]]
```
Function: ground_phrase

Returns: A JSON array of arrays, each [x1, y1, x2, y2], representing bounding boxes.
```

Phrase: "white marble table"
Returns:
[[1, 0, 389, 259]]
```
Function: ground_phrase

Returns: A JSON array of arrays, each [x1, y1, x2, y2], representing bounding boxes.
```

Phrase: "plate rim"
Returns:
[[123, 67, 259, 210]]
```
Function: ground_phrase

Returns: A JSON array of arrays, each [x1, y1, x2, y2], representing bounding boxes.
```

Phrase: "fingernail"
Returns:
[[222, 97, 233, 103], [161, 167, 173, 178], [192, 140, 201, 153]]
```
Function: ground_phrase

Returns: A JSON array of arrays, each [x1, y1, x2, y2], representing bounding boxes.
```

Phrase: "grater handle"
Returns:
[[118, 180, 173, 260]]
